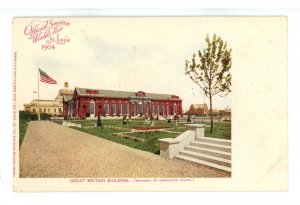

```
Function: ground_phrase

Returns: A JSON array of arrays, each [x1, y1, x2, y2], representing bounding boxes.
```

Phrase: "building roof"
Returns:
[[191, 103, 208, 109], [224, 108, 231, 113], [55, 89, 74, 99], [24, 85, 74, 108], [63, 96, 73, 102], [72, 87, 181, 101], [24, 99, 58, 106]]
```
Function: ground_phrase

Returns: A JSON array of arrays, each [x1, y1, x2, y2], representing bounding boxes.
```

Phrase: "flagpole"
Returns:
[[38, 68, 40, 121]]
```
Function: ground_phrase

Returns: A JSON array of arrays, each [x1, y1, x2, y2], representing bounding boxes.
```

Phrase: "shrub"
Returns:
[[122, 116, 127, 125], [40, 113, 51, 120], [19, 111, 52, 121], [19, 111, 37, 121], [97, 115, 101, 127], [187, 114, 191, 122]]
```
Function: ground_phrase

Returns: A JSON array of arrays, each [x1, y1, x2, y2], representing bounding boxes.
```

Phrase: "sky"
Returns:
[[13, 17, 280, 112]]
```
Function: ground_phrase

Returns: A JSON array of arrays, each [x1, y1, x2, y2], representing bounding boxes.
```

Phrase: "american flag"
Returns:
[[39, 68, 57, 84]]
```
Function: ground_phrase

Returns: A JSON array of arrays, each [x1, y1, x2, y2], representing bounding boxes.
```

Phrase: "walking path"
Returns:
[[19, 121, 230, 178]]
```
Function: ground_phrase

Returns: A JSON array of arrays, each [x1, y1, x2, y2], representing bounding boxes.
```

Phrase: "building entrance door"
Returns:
[[138, 103, 143, 115], [90, 100, 95, 117]]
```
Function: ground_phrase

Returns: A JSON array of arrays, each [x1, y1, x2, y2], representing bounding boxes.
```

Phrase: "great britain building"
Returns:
[[63, 87, 182, 119]]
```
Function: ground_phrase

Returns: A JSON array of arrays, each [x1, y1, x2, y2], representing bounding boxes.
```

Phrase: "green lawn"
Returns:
[[19, 120, 30, 148], [71, 126, 165, 154], [127, 131, 179, 139], [65, 118, 178, 129], [205, 123, 231, 140], [61, 119, 231, 139], [63, 119, 231, 154], [64, 119, 186, 154], [166, 126, 187, 132], [164, 122, 231, 140]]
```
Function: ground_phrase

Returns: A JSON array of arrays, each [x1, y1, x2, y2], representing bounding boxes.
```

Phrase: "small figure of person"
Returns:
[[123, 115, 127, 125], [127, 115, 132, 124]]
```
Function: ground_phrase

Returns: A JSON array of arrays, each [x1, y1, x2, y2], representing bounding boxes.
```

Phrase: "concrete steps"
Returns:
[[196, 137, 231, 146], [185, 145, 231, 160], [190, 141, 231, 153], [176, 137, 231, 172], [176, 155, 231, 172]]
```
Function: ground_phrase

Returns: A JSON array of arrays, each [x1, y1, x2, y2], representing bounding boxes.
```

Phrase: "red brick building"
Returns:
[[63, 87, 182, 119]]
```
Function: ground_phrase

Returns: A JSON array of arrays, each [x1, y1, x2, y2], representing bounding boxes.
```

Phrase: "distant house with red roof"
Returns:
[[187, 103, 209, 116]]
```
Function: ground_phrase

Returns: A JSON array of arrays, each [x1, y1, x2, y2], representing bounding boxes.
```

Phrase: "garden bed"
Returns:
[[127, 131, 180, 139], [131, 126, 169, 131], [112, 132, 145, 142]]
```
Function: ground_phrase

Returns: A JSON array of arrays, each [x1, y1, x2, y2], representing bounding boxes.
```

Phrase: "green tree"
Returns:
[[185, 34, 232, 133]]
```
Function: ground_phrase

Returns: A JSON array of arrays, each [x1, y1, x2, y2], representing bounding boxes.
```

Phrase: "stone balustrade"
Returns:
[[158, 124, 205, 158]]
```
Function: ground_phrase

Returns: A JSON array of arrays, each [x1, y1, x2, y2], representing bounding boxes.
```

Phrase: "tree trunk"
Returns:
[[209, 94, 213, 134]]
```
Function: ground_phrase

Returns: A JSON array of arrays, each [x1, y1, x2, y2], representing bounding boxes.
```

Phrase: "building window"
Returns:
[[150, 104, 153, 114], [156, 104, 159, 115], [145, 103, 148, 114], [33, 108, 36, 113], [48, 108, 51, 113], [68, 102, 74, 116], [174, 103, 177, 114], [138, 103, 143, 115], [59, 108, 62, 113], [86, 90, 99, 95], [54, 108, 56, 113], [118, 104, 122, 115], [104, 103, 109, 115], [125, 104, 129, 115], [160, 105, 163, 115], [90, 100, 95, 115], [131, 103, 136, 115], [111, 104, 116, 116], [44, 108, 46, 113], [166, 106, 169, 115]]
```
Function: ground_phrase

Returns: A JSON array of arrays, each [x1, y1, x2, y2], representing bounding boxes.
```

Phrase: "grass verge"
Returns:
[[19, 120, 30, 148], [204, 123, 231, 140]]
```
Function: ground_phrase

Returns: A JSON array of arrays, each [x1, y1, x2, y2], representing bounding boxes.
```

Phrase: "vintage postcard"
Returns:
[[12, 16, 287, 191]]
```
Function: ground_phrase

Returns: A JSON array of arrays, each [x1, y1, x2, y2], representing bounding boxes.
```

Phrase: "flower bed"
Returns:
[[131, 126, 169, 131]]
